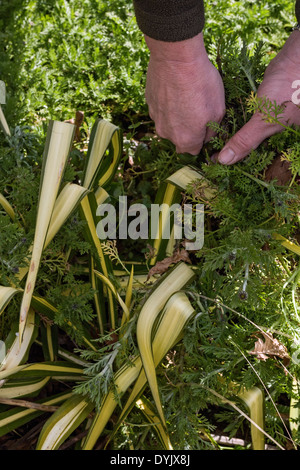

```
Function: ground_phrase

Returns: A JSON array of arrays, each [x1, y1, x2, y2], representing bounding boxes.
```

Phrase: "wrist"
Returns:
[[144, 32, 209, 65], [283, 30, 300, 63]]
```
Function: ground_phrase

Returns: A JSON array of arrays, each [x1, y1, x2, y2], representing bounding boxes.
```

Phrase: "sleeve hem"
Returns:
[[133, 0, 205, 42], [296, 0, 300, 23]]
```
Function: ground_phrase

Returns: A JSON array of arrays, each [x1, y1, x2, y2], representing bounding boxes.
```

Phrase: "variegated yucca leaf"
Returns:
[[0, 361, 84, 382], [207, 385, 283, 450], [136, 397, 173, 450], [237, 386, 265, 450], [89, 256, 106, 335], [18, 121, 75, 342], [36, 394, 94, 450], [165, 165, 215, 197], [135, 263, 195, 428], [149, 165, 213, 265], [289, 376, 300, 438], [36, 271, 195, 450], [100, 290, 195, 451], [44, 183, 89, 248], [272, 233, 300, 257], [0, 193, 15, 220], [81, 356, 142, 450], [79, 192, 117, 329], [82, 118, 122, 190], [8, 183, 90, 287], [125, 266, 135, 308], [40, 321, 57, 362], [0, 309, 37, 387], [94, 186, 109, 206], [0, 377, 50, 399], [93, 269, 130, 324], [82, 289, 195, 450], [0, 391, 72, 438], [0, 286, 20, 317], [149, 177, 181, 266]]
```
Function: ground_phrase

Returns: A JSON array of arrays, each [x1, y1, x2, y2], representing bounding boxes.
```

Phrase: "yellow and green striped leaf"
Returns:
[[136, 397, 173, 450], [36, 394, 94, 450], [289, 376, 300, 438], [0, 362, 84, 382], [18, 121, 75, 342], [44, 182, 89, 248], [82, 119, 122, 190], [136, 263, 195, 427], [149, 166, 212, 265], [0, 286, 21, 316], [0, 377, 50, 399], [0, 391, 72, 437], [237, 386, 265, 450], [83, 290, 195, 449], [165, 165, 215, 198], [0, 193, 15, 220], [79, 192, 117, 329], [94, 269, 130, 325], [0, 309, 37, 387]]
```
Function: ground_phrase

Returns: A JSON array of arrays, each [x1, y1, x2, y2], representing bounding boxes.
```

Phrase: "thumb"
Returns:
[[217, 113, 282, 165]]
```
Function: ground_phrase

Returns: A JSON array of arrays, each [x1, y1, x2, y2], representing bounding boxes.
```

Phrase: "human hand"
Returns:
[[144, 33, 226, 155], [217, 31, 300, 165]]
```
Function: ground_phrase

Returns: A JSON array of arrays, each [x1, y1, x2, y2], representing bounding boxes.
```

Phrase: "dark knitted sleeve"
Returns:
[[133, 1, 300, 43], [133, 0, 205, 42]]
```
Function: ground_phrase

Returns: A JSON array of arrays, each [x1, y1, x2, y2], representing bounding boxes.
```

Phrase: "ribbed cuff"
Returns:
[[133, 0, 205, 42]]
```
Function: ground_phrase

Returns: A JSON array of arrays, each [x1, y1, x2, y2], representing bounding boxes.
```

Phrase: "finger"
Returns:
[[156, 124, 206, 156], [216, 113, 283, 165], [175, 140, 204, 156]]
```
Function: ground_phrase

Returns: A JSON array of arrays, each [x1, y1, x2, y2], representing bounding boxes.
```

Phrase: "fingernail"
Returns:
[[218, 148, 236, 164]]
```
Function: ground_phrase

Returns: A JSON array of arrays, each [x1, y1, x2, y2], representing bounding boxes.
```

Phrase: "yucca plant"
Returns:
[[1, 111, 299, 450]]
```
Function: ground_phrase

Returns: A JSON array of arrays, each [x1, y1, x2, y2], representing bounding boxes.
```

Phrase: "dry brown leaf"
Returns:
[[249, 331, 290, 366], [144, 243, 158, 261], [264, 156, 292, 186], [146, 248, 192, 280]]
